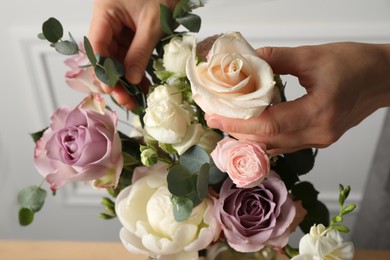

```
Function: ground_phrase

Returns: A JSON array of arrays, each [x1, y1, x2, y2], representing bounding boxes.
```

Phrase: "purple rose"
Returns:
[[214, 171, 296, 252], [34, 94, 123, 190]]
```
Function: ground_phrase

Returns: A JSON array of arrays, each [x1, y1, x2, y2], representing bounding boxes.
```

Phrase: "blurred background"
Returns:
[[0, 0, 389, 247]]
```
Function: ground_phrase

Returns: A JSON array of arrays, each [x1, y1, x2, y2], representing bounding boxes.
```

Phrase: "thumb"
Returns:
[[257, 46, 303, 76]]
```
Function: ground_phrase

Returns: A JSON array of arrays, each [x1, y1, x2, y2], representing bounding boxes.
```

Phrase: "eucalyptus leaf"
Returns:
[[68, 32, 77, 44], [19, 208, 34, 226], [30, 128, 48, 143], [54, 41, 78, 55], [167, 165, 194, 196], [84, 36, 97, 67], [175, 13, 201, 33], [179, 146, 210, 174], [37, 33, 46, 40], [208, 165, 227, 185], [160, 4, 174, 35], [42, 17, 63, 43], [197, 163, 209, 200], [104, 58, 119, 87], [17, 185, 47, 212], [271, 156, 299, 190], [173, 0, 189, 18], [172, 196, 193, 222]]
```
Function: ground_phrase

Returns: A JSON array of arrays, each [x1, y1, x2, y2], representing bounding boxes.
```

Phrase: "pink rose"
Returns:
[[214, 171, 296, 252], [34, 94, 123, 190], [211, 137, 270, 188], [64, 43, 104, 93]]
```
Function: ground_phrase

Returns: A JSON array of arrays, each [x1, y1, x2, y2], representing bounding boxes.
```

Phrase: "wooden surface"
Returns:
[[1, 240, 389, 259]]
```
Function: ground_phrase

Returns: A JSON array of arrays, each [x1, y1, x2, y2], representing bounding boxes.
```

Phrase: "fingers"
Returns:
[[257, 46, 307, 76], [206, 95, 314, 137], [124, 10, 163, 84]]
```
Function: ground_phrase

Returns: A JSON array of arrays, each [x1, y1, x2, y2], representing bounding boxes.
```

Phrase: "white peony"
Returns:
[[291, 224, 354, 260], [115, 165, 220, 259]]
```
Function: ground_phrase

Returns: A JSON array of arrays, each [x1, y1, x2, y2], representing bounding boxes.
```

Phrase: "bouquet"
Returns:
[[18, 1, 356, 259]]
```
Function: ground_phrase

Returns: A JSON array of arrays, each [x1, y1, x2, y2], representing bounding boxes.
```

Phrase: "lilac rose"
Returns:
[[214, 171, 296, 252], [34, 94, 123, 190]]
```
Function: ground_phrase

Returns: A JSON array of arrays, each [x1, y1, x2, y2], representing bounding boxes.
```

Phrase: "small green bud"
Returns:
[[141, 148, 158, 166]]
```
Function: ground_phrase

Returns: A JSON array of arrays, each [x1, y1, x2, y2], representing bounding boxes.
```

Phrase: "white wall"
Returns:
[[0, 0, 389, 246]]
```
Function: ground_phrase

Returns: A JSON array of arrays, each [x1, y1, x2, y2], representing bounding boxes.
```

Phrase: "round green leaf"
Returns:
[[42, 17, 63, 43], [291, 181, 319, 208], [54, 41, 78, 55], [167, 165, 194, 196], [172, 196, 193, 222], [104, 58, 119, 87], [17, 185, 47, 212], [19, 208, 34, 226], [175, 13, 201, 33], [284, 148, 315, 176], [208, 165, 227, 185], [299, 200, 330, 234], [179, 146, 210, 174], [84, 36, 97, 66], [197, 163, 209, 200], [160, 4, 174, 35]]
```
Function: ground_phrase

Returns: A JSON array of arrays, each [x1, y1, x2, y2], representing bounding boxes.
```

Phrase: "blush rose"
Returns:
[[214, 171, 296, 252], [186, 32, 280, 119], [211, 137, 270, 188], [34, 94, 123, 190]]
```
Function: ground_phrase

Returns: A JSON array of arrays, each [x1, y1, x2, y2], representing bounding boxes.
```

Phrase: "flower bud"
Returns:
[[140, 147, 158, 166]]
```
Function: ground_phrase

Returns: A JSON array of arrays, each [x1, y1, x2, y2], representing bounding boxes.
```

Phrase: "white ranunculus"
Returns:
[[115, 167, 221, 259], [163, 35, 196, 75], [291, 224, 354, 260], [186, 32, 280, 119], [143, 84, 193, 144]]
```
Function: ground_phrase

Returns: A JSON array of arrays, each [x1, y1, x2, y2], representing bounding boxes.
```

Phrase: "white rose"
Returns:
[[291, 224, 354, 260], [115, 168, 221, 259], [186, 32, 280, 119], [143, 84, 193, 144], [163, 35, 196, 75], [172, 123, 204, 155]]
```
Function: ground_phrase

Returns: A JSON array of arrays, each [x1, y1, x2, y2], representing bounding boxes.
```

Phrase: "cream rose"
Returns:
[[163, 35, 195, 75], [186, 32, 279, 119], [143, 84, 192, 144], [115, 166, 220, 259]]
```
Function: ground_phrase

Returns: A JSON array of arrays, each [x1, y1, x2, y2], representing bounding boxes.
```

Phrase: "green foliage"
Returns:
[[160, 4, 174, 35], [291, 181, 319, 208], [171, 196, 193, 222], [176, 13, 201, 33], [84, 36, 97, 67], [17, 185, 47, 226], [42, 17, 63, 43], [283, 148, 315, 176], [328, 184, 356, 233], [99, 197, 116, 220], [179, 146, 210, 174], [54, 41, 78, 55], [30, 128, 47, 143]]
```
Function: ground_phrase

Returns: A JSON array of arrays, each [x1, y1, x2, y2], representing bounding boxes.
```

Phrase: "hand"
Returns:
[[206, 42, 390, 155], [88, 0, 178, 109]]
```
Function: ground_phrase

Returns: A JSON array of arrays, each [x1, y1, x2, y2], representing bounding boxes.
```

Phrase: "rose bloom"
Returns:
[[163, 35, 195, 75], [143, 84, 203, 154], [186, 32, 280, 119], [115, 163, 220, 260], [214, 171, 296, 252], [64, 43, 104, 93], [291, 224, 354, 260], [34, 94, 123, 190], [211, 137, 270, 188]]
